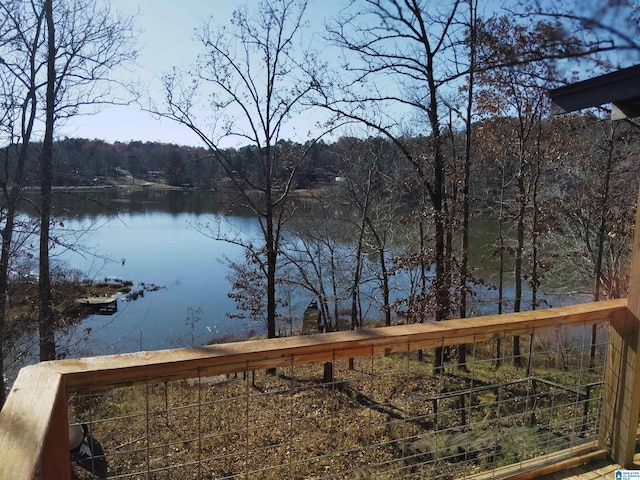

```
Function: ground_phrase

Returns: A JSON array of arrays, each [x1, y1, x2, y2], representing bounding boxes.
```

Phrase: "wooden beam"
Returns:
[[41, 382, 70, 480], [599, 307, 640, 467], [0, 366, 67, 479], [43, 299, 625, 393]]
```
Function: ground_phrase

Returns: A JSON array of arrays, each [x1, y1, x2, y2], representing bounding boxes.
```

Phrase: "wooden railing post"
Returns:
[[599, 184, 640, 467], [0, 366, 69, 479], [600, 307, 640, 467], [40, 379, 71, 480]]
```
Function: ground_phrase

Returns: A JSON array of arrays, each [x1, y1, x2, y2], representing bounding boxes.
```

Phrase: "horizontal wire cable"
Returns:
[[69, 321, 610, 479]]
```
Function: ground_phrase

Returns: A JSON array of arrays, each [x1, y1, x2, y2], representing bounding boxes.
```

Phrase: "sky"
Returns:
[[63, 0, 339, 148], [59, 0, 633, 148], [63, 0, 237, 147]]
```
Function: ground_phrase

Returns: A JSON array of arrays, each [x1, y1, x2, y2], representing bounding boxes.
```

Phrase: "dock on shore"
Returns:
[[75, 296, 118, 315]]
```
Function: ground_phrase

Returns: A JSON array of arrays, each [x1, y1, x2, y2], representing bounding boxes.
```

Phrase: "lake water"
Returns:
[[8, 188, 589, 371], [52, 190, 265, 356]]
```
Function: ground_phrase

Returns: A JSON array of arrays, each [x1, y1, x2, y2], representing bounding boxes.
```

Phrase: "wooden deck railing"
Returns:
[[0, 298, 635, 479]]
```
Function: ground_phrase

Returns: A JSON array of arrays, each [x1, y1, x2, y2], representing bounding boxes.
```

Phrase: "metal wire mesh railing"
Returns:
[[67, 321, 609, 480]]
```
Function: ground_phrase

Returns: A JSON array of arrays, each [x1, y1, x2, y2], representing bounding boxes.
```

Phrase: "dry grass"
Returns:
[[68, 341, 603, 480]]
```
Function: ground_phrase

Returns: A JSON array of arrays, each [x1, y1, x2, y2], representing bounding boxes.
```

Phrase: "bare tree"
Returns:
[[521, 0, 640, 70], [457, 0, 479, 371], [281, 204, 354, 334], [156, 0, 324, 341], [0, 0, 136, 370], [475, 15, 563, 367], [439, 0, 480, 371], [335, 137, 401, 328], [320, 0, 470, 373], [38, 0, 55, 361], [550, 118, 639, 366], [36, 0, 136, 361], [0, 0, 46, 403]]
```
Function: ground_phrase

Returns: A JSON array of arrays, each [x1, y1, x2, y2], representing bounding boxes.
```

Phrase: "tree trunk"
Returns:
[[458, 1, 477, 372], [366, 217, 391, 327], [0, 203, 16, 405], [591, 127, 615, 367], [530, 123, 544, 312], [433, 171, 448, 373], [330, 249, 339, 332], [429, 66, 450, 375], [38, 0, 55, 362], [379, 247, 391, 326], [418, 218, 427, 362], [496, 163, 506, 369], [513, 165, 525, 368]]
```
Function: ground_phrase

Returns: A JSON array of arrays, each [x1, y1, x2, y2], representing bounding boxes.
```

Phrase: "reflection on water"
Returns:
[[53, 191, 262, 356], [9, 189, 590, 367]]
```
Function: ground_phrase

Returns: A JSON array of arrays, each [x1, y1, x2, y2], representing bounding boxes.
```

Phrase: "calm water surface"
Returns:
[[17, 188, 588, 364], [54, 190, 263, 356]]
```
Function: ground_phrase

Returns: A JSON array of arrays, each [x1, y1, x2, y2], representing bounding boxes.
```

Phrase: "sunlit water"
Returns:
[[57, 209, 262, 356], [6, 189, 590, 378]]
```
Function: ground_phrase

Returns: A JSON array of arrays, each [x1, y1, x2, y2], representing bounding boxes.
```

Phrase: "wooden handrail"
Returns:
[[52, 298, 627, 392], [0, 299, 628, 480]]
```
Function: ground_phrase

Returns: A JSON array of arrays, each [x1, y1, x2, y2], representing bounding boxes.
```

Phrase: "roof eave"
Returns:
[[549, 64, 640, 118]]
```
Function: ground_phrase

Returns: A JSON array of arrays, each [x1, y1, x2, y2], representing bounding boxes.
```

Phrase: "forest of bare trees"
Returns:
[[1, 0, 639, 402]]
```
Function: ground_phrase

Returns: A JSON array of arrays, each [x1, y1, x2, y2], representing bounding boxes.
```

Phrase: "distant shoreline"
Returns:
[[28, 179, 188, 193]]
